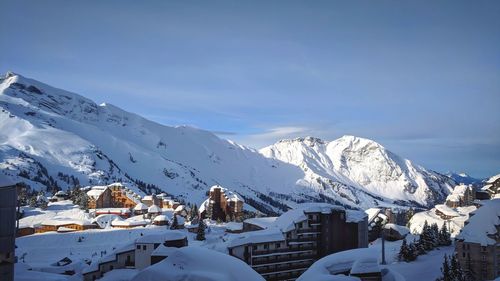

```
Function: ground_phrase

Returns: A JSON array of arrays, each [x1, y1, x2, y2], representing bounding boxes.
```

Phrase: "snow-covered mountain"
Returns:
[[260, 136, 455, 208], [0, 72, 454, 213], [445, 172, 483, 187]]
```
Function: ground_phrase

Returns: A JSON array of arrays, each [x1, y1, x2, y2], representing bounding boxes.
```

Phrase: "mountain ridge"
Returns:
[[0, 72, 456, 212]]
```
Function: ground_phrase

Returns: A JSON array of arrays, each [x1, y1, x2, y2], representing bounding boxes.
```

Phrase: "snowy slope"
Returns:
[[445, 172, 483, 186], [261, 136, 455, 207], [0, 72, 452, 211]]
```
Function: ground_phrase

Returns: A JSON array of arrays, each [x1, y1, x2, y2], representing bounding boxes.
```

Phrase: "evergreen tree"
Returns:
[[431, 223, 440, 247], [196, 219, 206, 241], [407, 241, 418, 261], [170, 215, 179, 230], [450, 254, 464, 281], [436, 254, 451, 281], [190, 204, 198, 221], [419, 220, 434, 251], [439, 223, 452, 246], [414, 238, 426, 255], [398, 239, 409, 261]]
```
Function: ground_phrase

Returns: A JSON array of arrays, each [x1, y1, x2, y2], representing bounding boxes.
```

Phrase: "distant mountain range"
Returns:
[[0, 72, 468, 213], [444, 172, 484, 186]]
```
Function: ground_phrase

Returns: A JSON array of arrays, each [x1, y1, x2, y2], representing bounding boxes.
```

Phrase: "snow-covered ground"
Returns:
[[408, 205, 476, 236]]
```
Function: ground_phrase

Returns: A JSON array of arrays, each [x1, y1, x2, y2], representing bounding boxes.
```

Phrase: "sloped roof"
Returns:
[[456, 199, 500, 245]]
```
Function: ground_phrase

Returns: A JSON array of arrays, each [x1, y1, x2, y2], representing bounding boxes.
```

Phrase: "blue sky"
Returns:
[[1, 1, 499, 178]]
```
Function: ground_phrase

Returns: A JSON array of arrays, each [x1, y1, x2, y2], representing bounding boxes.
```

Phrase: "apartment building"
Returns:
[[455, 199, 499, 281], [228, 203, 368, 281]]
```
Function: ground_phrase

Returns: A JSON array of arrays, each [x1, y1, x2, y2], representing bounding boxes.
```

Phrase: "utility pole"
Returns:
[[381, 231, 386, 265]]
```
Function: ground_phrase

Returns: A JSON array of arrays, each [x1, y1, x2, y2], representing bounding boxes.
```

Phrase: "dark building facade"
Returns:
[[228, 204, 368, 281], [0, 179, 17, 281]]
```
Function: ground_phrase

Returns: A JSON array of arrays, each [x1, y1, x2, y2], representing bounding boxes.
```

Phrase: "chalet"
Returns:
[[455, 199, 500, 281], [152, 215, 169, 226], [49, 191, 69, 202], [445, 184, 475, 208], [382, 223, 410, 241], [162, 198, 180, 209], [434, 204, 460, 220], [111, 217, 147, 229], [200, 185, 244, 222], [173, 204, 190, 217], [87, 183, 141, 209], [93, 208, 130, 218], [82, 243, 135, 281], [35, 219, 96, 233], [142, 195, 162, 208], [135, 232, 188, 270], [16, 226, 35, 237], [481, 174, 500, 198], [243, 217, 278, 232], [147, 204, 161, 218], [133, 203, 148, 215], [228, 203, 368, 281]]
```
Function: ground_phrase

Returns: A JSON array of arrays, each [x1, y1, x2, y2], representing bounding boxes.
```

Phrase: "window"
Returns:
[[253, 245, 257, 251], [264, 244, 268, 249], [142, 245, 146, 250], [110, 265, 113, 270], [136, 245, 140, 250], [276, 243, 281, 248]]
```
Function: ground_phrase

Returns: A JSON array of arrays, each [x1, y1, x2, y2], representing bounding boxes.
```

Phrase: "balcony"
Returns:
[[296, 228, 321, 234], [252, 254, 316, 266], [287, 237, 318, 243], [253, 262, 314, 274], [252, 246, 315, 256]]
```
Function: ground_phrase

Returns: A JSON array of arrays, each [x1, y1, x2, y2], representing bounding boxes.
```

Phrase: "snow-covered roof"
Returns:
[[111, 218, 147, 227], [131, 247, 265, 281], [228, 228, 284, 248], [199, 198, 209, 214], [435, 204, 459, 217], [174, 204, 190, 212], [86, 186, 107, 200], [365, 208, 382, 223], [350, 257, 380, 275], [383, 223, 410, 236], [456, 199, 500, 245], [486, 174, 500, 184], [153, 215, 168, 222], [133, 202, 148, 211], [143, 195, 154, 201], [243, 217, 278, 229], [225, 222, 243, 231], [135, 231, 186, 244], [148, 204, 161, 213], [41, 219, 92, 226], [210, 185, 244, 202], [151, 244, 177, 257], [446, 194, 460, 202], [297, 247, 378, 280], [82, 243, 135, 274]]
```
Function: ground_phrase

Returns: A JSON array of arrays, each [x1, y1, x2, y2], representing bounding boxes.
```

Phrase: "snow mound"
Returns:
[[130, 246, 265, 281]]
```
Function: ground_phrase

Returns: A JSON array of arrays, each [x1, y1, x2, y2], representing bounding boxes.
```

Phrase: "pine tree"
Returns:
[[431, 223, 440, 248], [398, 239, 409, 261], [419, 220, 434, 251], [170, 215, 179, 230], [450, 254, 463, 281], [407, 241, 418, 261], [439, 223, 452, 246], [436, 254, 451, 281], [196, 219, 206, 241]]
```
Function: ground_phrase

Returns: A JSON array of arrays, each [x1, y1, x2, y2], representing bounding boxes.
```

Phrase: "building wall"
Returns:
[[456, 240, 499, 281], [229, 209, 367, 281], [82, 250, 135, 281], [0, 184, 16, 281], [135, 243, 160, 270]]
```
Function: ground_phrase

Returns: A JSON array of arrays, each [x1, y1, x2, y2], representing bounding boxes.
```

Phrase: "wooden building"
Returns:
[[200, 185, 244, 222]]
